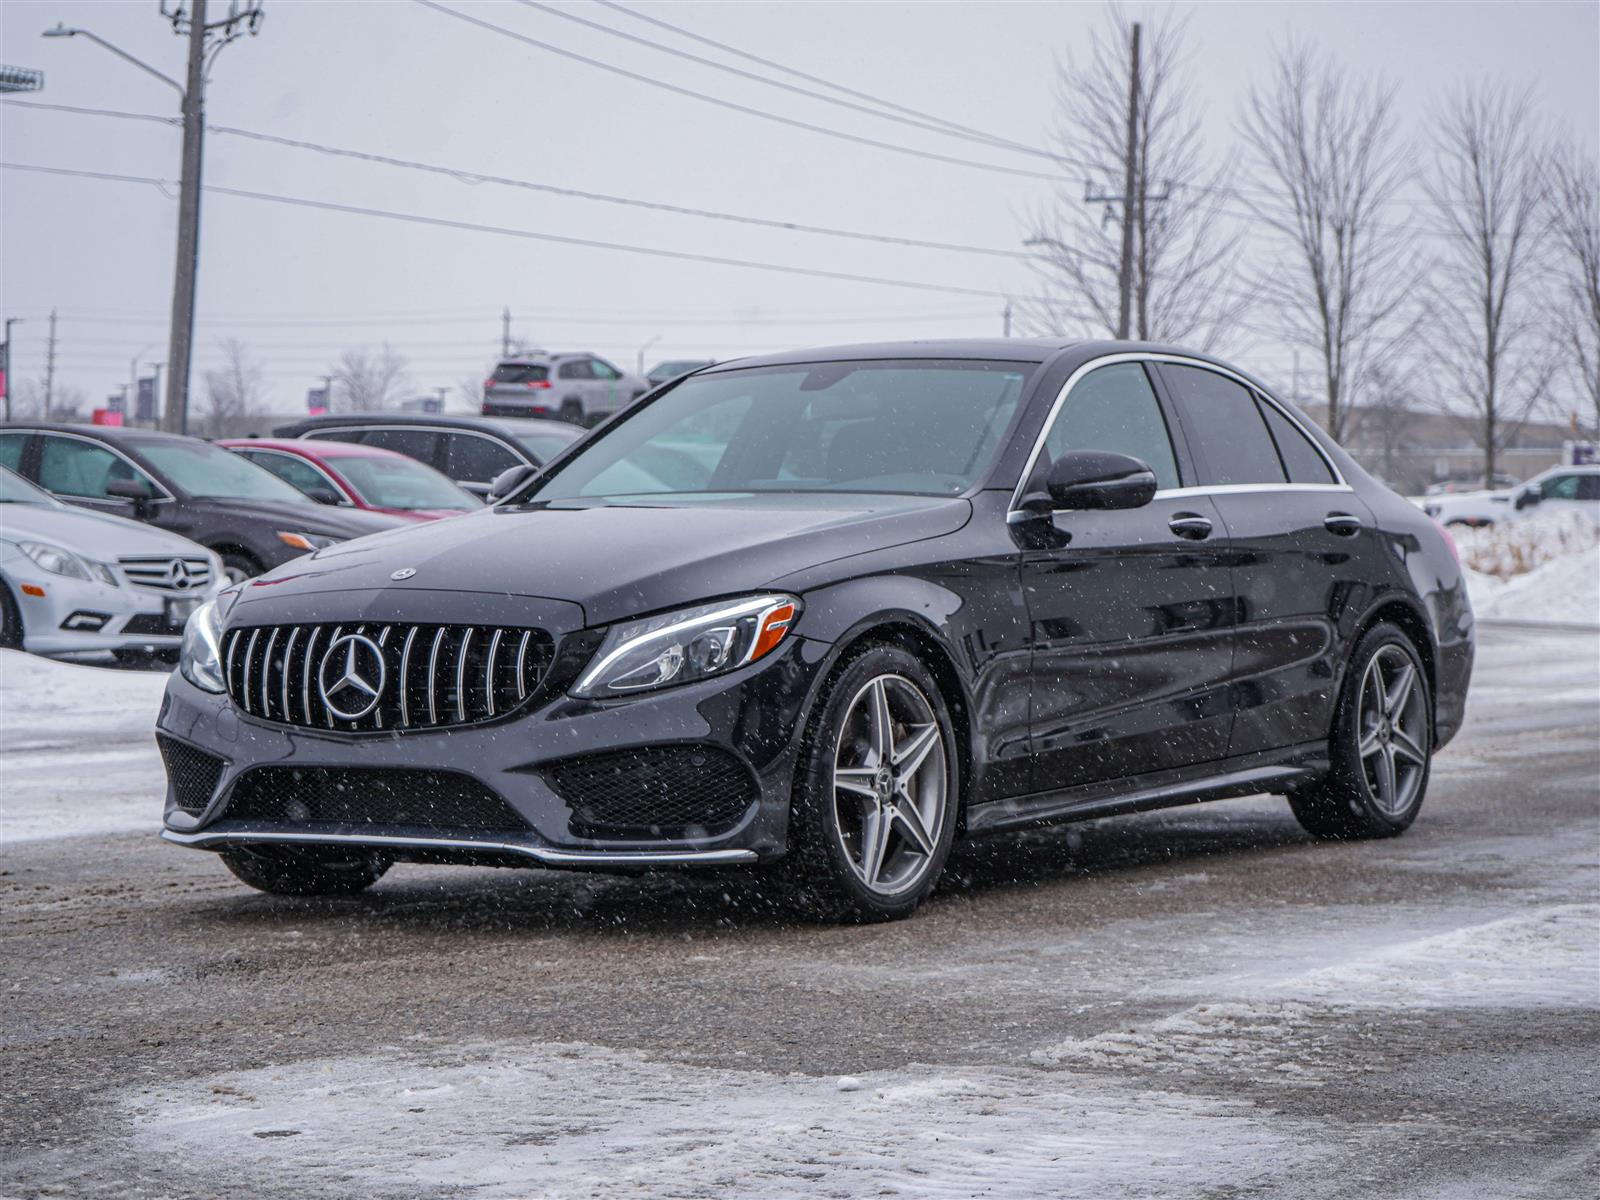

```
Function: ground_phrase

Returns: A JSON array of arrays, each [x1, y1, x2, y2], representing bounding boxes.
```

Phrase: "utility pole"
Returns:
[[1115, 22, 1141, 340], [41, 6, 264, 437], [322, 373, 335, 413], [501, 307, 512, 357], [43, 309, 57, 417], [1002, 301, 1013, 338], [0, 317, 18, 422]]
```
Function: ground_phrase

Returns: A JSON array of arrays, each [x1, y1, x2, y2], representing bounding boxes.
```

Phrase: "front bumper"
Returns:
[[158, 633, 831, 869], [8, 567, 217, 655]]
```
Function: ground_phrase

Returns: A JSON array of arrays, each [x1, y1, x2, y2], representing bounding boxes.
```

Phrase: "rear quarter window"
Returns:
[[1259, 401, 1336, 484]]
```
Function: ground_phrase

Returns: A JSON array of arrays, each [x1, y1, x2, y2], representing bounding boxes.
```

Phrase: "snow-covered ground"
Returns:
[[0, 650, 169, 843], [1455, 509, 1600, 626]]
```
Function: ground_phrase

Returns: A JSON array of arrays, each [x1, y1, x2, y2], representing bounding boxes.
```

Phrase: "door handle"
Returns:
[[1168, 513, 1213, 540], [1323, 512, 1363, 537]]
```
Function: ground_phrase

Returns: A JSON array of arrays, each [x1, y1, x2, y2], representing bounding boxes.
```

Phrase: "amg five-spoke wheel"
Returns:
[[780, 645, 959, 922], [833, 674, 949, 896], [1290, 622, 1434, 840]]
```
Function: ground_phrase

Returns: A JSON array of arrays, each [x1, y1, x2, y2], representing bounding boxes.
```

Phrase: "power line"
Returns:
[[413, 0, 1075, 184], [516, 0, 1060, 163], [2, 161, 1021, 299], [1, 98, 1036, 261]]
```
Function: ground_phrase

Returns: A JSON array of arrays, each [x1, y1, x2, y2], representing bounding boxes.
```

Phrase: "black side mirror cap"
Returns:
[[486, 463, 539, 504], [306, 487, 344, 506], [1035, 450, 1159, 513], [105, 479, 152, 501]]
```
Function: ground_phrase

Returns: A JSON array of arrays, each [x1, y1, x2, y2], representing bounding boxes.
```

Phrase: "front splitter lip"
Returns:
[[159, 826, 759, 868]]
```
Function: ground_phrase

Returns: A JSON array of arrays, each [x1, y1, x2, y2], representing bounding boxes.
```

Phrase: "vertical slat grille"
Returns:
[[220, 622, 551, 732]]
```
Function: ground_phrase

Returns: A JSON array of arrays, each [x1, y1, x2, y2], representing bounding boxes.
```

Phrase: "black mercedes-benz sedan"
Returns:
[[158, 341, 1473, 921]]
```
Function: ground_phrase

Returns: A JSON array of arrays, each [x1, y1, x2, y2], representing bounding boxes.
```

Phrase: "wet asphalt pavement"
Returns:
[[2, 625, 1596, 1198]]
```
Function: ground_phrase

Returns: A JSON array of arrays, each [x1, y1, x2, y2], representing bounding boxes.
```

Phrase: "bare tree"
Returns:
[[1424, 84, 1553, 487], [1546, 140, 1600, 435], [197, 339, 267, 438], [331, 344, 409, 413], [1240, 44, 1422, 440], [1020, 6, 1247, 348]]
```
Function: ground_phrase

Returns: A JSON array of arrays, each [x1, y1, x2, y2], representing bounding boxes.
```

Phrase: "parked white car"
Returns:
[[1421, 464, 1600, 527], [0, 465, 224, 660]]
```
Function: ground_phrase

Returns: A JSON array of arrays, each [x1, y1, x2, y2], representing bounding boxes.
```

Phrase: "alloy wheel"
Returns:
[[831, 674, 948, 896], [1357, 644, 1428, 817]]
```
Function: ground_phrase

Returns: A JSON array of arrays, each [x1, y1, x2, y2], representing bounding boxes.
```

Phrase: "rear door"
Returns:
[[1022, 360, 1236, 791], [1156, 362, 1381, 757]]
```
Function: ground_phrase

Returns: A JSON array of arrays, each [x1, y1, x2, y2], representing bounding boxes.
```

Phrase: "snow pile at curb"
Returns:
[[1466, 547, 1599, 626], [0, 650, 169, 843], [1452, 508, 1597, 579], [128, 1043, 1315, 1199]]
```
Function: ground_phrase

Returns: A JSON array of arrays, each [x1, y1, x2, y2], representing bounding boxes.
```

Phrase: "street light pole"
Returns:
[[42, 5, 263, 438]]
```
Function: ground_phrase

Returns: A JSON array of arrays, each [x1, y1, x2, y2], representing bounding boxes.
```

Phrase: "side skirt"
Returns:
[[964, 742, 1329, 836]]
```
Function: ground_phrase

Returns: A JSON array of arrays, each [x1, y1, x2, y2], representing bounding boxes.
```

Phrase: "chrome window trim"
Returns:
[[31, 429, 177, 503], [1005, 352, 1348, 520]]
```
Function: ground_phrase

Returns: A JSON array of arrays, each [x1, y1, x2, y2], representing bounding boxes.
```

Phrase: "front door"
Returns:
[[35, 433, 172, 529], [1022, 361, 1236, 792]]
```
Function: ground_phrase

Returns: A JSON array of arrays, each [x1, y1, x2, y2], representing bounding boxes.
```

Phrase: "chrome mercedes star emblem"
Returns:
[[390, 567, 416, 581], [318, 633, 386, 721], [168, 560, 193, 591]]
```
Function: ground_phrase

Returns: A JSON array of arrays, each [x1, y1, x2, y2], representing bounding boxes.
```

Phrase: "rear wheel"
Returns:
[[776, 645, 959, 922], [560, 399, 585, 426], [1290, 622, 1432, 839], [220, 845, 389, 896]]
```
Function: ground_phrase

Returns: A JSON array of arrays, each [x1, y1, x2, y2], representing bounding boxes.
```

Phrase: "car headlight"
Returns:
[[18, 540, 92, 581], [179, 597, 227, 693], [572, 594, 800, 698], [89, 560, 121, 588], [276, 531, 344, 552]]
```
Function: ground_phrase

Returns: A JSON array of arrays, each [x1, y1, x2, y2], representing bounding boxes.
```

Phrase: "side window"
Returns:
[[590, 358, 622, 381], [0, 432, 29, 474], [445, 434, 520, 483], [246, 452, 334, 497], [1162, 365, 1287, 486], [1040, 363, 1180, 491], [361, 428, 442, 468], [1538, 473, 1580, 501], [1259, 400, 1335, 484], [1577, 475, 1600, 501], [558, 360, 593, 381], [38, 437, 157, 499]]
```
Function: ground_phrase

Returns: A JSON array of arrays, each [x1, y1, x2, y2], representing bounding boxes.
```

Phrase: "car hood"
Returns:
[[0, 501, 210, 559], [193, 497, 408, 536], [234, 493, 971, 626]]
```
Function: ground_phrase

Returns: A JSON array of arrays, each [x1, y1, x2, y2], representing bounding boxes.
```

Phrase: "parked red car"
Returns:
[[218, 439, 481, 522]]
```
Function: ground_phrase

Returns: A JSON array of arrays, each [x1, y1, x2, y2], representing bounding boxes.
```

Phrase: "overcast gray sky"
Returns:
[[2, 0, 1597, 413]]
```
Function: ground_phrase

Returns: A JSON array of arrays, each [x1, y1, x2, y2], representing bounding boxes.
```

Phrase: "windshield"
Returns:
[[335, 455, 480, 511], [529, 360, 1031, 502], [135, 439, 312, 503], [508, 424, 582, 463], [0, 466, 56, 505]]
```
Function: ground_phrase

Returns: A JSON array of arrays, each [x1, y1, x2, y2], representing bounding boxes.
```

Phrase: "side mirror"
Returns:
[[305, 487, 344, 506], [1515, 489, 1540, 510], [1034, 450, 1158, 512], [105, 478, 155, 518], [486, 463, 538, 503]]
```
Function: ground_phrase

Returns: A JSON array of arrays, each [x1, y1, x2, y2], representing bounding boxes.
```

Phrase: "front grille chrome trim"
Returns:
[[221, 620, 551, 734]]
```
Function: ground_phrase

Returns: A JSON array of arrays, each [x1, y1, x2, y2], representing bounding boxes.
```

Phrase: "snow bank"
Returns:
[[129, 1043, 1313, 1199], [1452, 508, 1598, 579], [1450, 509, 1599, 625], [0, 650, 168, 843]]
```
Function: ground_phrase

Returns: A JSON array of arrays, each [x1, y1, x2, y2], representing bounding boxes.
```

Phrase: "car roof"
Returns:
[[696, 338, 1089, 373], [218, 437, 416, 461], [272, 413, 577, 439], [0, 421, 193, 444]]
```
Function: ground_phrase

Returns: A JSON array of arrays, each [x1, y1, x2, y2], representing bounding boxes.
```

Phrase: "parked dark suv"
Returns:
[[271, 414, 582, 498], [0, 424, 408, 581], [161, 341, 1473, 921]]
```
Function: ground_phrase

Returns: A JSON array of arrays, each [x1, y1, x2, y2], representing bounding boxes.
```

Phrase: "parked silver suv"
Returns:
[[482, 353, 650, 425]]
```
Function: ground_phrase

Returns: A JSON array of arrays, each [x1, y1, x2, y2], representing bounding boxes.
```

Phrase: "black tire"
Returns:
[[220, 845, 390, 896], [560, 400, 585, 426], [0, 580, 23, 649], [1289, 622, 1433, 840], [774, 644, 960, 923], [219, 550, 264, 584]]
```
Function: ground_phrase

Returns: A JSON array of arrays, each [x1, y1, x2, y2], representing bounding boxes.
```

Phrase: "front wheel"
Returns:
[[220, 845, 389, 896], [219, 551, 264, 584], [1290, 622, 1433, 839], [776, 646, 959, 922]]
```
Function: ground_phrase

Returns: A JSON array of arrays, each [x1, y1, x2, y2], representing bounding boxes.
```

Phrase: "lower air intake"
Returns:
[[159, 735, 227, 814], [223, 767, 529, 833], [545, 745, 758, 838]]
